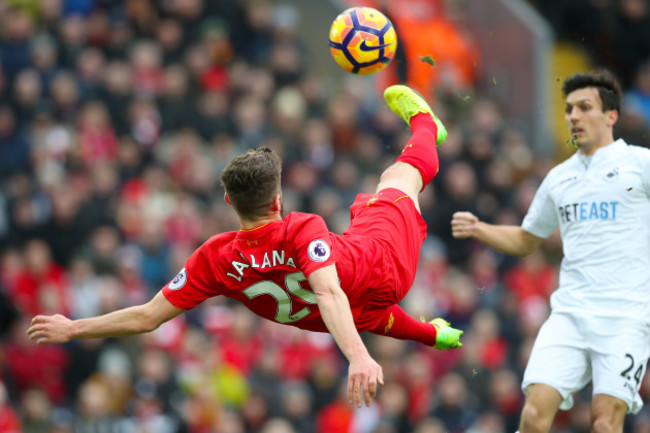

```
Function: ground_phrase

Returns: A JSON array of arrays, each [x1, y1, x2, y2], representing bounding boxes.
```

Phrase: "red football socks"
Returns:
[[369, 304, 437, 346], [396, 112, 440, 189]]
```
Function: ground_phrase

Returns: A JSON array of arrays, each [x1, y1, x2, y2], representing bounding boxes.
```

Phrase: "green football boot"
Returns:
[[384, 84, 448, 146], [431, 318, 463, 349]]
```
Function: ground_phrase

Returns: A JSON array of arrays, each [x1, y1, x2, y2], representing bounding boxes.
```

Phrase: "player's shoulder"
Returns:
[[284, 211, 327, 226], [180, 231, 238, 275], [285, 211, 323, 220], [609, 139, 650, 169], [284, 212, 331, 240], [625, 143, 650, 160], [201, 230, 238, 251], [544, 154, 579, 182]]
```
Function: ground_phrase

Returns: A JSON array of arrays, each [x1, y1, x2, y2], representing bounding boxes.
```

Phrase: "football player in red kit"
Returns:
[[28, 85, 463, 408]]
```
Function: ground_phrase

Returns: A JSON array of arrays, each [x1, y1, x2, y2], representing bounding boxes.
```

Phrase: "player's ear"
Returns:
[[270, 193, 282, 211], [224, 193, 232, 206], [605, 109, 619, 127]]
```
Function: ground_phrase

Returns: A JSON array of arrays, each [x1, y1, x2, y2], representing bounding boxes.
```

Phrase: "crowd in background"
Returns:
[[530, 0, 650, 145], [530, 0, 650, 88], [0, 0, 649, 433]]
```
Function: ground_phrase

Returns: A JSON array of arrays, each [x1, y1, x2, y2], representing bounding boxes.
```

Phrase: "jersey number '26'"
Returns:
[[243, 271, 317, 323]]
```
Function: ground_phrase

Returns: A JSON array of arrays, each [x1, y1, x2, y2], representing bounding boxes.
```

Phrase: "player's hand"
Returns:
[[451, 211, 479, 239], [27, 314, 74, 344], [431, 318, 463, 349], [347, 353, 384, 408]]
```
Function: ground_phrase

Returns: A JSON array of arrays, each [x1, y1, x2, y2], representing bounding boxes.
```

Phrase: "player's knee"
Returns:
[[591, 416, 622, 433], [591, 395, 627, 433], [378, 163, 421, 193], [519, 403, 550, 433], [379, 164, 405, 183]]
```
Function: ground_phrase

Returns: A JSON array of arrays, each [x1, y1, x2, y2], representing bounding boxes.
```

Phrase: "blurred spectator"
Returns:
[[376, 381, 411, 432], [247, 346, 284, 416], [49, 72, 80, 124], [19, 387, 53, 433], [75, 48, 105, 101], [466, 411, 506, 433], [85, 224, 121, 275], [135, 221, 172, 296], [80, 162, 120, 229], [102, 60, 133, 135], [0, 8, 35, 83], [218, 305, 264, 375], [158, 64, 196, 134], [197, 18, 233, 92], [503, 249, 556, 303], [0, 381, 21, 433], [76, 100, 119, 166], [0, 287, 19, 339], [0, 61, 5, 99], [192, 90, 230, 140], [625, 61, 650, 127], [485, 369, 521, 432], [124, 0, 159, 38], [241, 391, 271, 431], [38, 0, 64, 34], [613, 0, 650, 87], [529, 0, 650, 89], [261, 417, 297, 433], [430, 372, 477, 433], [399, 351, 435, 422], [41, 185, 87, 267], [432, 161, 481, 265], [279, 381, 315, 433], [129, 40, 164, 98], [11, 69, 43, 127], [134, 348, 175, 411], [63, 337, 105, 404], [127, 97, 161, 151], [413, 417, 447, 433], [466, 309, 508, 371], [0, 107, 31, 179], [3, 318, 69, 405], [11, 239, 69, 317], [155, 18, 185, 65], [73, 378, 121, 433], [315, 382, 354, 433]]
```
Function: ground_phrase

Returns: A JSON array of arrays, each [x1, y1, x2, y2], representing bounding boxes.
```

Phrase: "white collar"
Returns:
[[572, 138, 627, 167]]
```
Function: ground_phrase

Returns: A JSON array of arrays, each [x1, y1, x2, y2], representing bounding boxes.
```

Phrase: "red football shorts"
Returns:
[[343, 187, 427, 304]]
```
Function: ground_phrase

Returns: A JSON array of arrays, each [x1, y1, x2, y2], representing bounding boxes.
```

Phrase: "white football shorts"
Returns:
[[522, 311, 650, 413]]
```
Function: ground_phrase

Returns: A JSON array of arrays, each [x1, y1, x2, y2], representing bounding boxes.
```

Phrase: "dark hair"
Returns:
[[220, 147, 282, 220], [562, 69, 622, 113]]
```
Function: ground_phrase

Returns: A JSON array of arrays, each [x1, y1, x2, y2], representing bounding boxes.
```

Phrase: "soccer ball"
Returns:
[[328, 7, 397, 75]]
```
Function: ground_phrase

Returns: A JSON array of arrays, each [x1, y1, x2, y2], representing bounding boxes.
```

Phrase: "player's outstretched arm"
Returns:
[[27, 291, 184, 344], [451, 211, 544, 257], [308, 264, 384, 408]]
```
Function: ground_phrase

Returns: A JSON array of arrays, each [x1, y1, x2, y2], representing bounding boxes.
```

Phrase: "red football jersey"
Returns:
[[163, 190, 426, 333]]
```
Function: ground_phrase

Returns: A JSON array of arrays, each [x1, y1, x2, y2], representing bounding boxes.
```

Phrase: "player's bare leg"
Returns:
[[377, 162, 423, 210], [518, 383, 563, 433], [379, 85, 447, 213], [590, 394, 627, 433]]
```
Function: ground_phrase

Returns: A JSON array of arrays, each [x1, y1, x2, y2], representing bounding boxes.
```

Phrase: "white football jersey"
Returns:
[[522, 139, 650, 321]]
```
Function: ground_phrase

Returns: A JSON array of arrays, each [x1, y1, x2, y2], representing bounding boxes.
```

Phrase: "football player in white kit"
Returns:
[[451, 69, 650, 433]]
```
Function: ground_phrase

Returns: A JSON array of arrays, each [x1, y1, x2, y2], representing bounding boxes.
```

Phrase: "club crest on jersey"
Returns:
[[169, 268, 187, 290], [604, 167, 619, 181], [308, 240, 331, 262]]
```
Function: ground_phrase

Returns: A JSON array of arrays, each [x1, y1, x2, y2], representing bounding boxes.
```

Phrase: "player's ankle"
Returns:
[[410, 113, 438, 141], [410, 112, 435, 129]]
